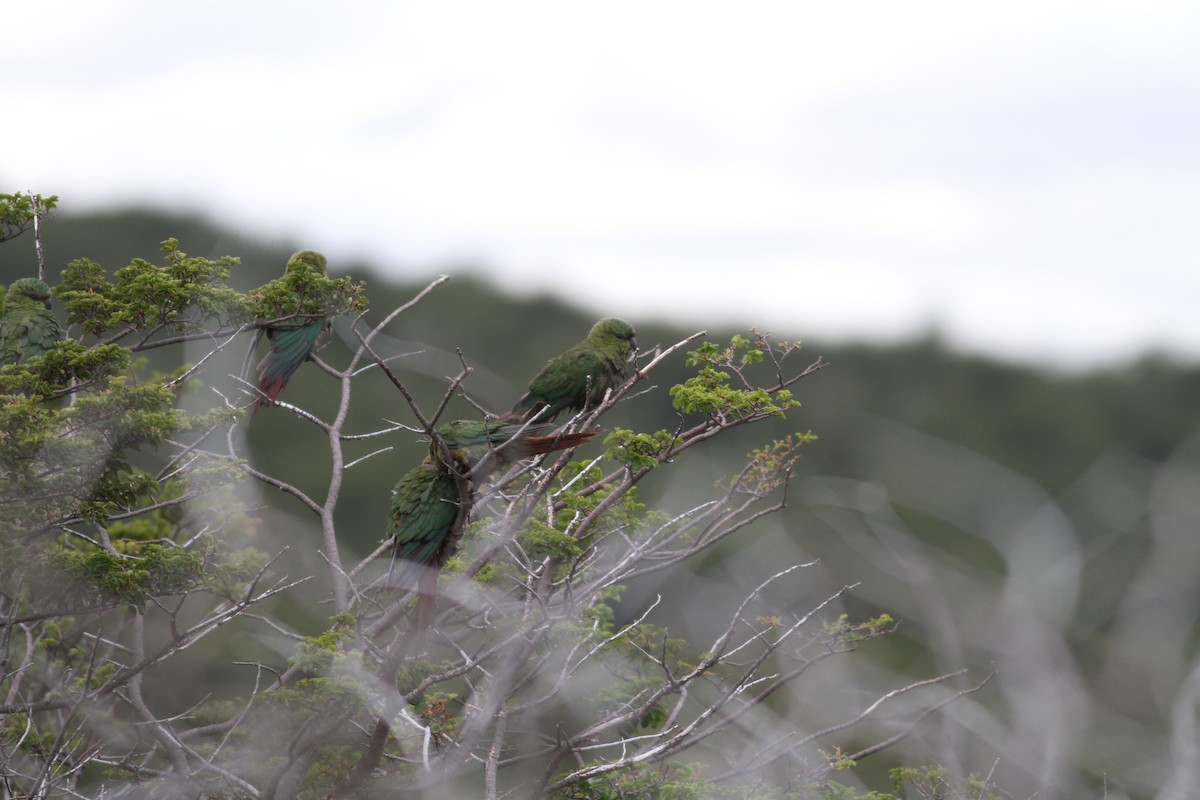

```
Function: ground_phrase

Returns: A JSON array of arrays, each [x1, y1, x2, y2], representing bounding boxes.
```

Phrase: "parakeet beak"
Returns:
[[42, 299, 52, 310], [630, 337, 638, 356]]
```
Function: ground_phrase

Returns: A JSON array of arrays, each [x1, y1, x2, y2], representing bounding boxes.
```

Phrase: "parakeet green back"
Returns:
[[512, 318, 637, 422], [1, 278, 64, 366], [253, 250, 329, 411], [387, 461, 462, 569]]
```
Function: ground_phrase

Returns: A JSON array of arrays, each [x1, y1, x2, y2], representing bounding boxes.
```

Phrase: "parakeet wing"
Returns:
[[250, 250, 331, 411], [256, 321, 326, 403], [2, 308, 62, 364], [516, 348, 606, 417], [388, 464, 461, 567]]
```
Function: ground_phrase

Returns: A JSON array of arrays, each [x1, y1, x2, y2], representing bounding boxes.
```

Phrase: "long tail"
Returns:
[[250, 376, 287, 415], [518, 429, 599, 457], [411, 568, 439, 648]]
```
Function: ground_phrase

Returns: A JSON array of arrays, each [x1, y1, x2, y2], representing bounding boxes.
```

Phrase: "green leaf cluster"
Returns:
[[56, 239, 253, 337], [2, 713, 61, 758], [0, 339, 129, 398], [254, 256, 367, 323], [1, 335, 243, 542], [670, 336, 798, 418], [521, 519, 586, 560], [49, 543, 205, 608], [2, 378, 188, 536], [289, 613, 359, 675], [604, 427, 681, 471], [0, 192, 57, 243]]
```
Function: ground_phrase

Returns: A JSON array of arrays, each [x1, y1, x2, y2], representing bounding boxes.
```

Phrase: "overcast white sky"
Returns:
[[3, 1, 1198, 366]]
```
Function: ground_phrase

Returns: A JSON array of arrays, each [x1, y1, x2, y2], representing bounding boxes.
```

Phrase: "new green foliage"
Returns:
[[56, 238, 252, 338], [50, 544, 205, 608], [0, 192, 56, 243], [670, 334, 799, 418]]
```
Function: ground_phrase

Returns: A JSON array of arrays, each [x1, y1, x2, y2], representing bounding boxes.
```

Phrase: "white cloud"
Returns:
[[3, 0, 1199, 365]]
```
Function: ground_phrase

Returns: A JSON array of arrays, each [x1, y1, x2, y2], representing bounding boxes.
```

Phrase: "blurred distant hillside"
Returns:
[[4, 207, 1200, 797], [3, 207, 1195, 491]]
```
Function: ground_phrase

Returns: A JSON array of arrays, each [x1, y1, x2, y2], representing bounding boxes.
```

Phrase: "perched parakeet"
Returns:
[[252, 250, 330, 412], [388, 460, 463, 570], [388, 420, 597, 572], [387, 419, 598, 636], [431, 418, 598, 478], [1, 278, 64, 366], [385, 459, 464, 639], [511, 318, 637, 422]]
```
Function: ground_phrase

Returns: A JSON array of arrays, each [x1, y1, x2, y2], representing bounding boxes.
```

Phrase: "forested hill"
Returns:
[[2, 206, 1196, 495]]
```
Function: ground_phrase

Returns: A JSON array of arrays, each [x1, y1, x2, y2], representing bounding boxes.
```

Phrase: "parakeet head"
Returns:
[[7, 278, 53, 309], [589, 318, 637, 352], [288, 250, 328, 274]]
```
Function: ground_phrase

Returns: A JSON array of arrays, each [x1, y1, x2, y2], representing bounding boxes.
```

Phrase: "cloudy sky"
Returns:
[[4, 1, 1198, 366]]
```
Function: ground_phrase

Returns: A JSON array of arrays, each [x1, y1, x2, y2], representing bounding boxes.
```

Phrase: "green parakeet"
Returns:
[[385, 459, 463, 640], [1, 278, 64, 366], [390, 420, 598, 571], [512, 317, 637, 422], [387, 419, 598, 638], [252, 250, 330, 412], [388, 460, 463, 571]]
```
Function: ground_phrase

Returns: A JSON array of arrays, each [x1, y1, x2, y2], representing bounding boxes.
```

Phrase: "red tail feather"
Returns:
[[520, 429, 599, 456], [250, 377, 287, 414]]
